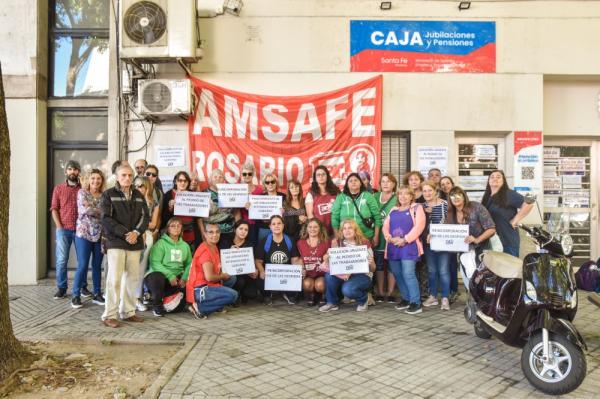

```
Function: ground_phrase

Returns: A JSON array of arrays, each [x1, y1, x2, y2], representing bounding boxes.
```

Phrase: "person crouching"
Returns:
[[144, 217, 192, 317], [186, 222, 238, 319]]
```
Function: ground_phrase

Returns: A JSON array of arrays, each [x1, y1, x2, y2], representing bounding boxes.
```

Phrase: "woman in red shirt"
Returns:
[[187, 222, 238, 318], [305, 166, 340, 237], [297, 218, 330, 306]]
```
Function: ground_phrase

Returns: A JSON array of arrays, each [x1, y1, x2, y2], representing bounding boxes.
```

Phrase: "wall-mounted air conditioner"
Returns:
[[120, 0, 200, 62], [138, 79, 193, 116]]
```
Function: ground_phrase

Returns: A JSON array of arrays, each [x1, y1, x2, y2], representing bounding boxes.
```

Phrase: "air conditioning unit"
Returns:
[[138, 79, 193, 116], [120, 0, 200, 62]]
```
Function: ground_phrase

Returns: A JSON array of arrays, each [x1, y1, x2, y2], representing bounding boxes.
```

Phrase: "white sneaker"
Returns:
[[356, 303, 368, 312], [318, 303, 339, 312], [136, 300, 148, 312], [441, 297, 450, 311], [282, 293, 296, 305], [423, 296, 439, 307]]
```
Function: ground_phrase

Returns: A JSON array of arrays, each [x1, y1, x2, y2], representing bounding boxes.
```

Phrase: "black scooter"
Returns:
[[461, 219, 587, 395]]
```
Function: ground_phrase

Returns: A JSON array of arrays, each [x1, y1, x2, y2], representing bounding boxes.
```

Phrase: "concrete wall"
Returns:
[[1, 0, 46, 284]]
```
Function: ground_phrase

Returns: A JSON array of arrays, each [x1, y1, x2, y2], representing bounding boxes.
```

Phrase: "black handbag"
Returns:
[[351, 194, 375, 229]]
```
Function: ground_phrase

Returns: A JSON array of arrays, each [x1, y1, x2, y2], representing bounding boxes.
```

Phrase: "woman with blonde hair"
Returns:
[[382, 185, 426, 314], [297, 218, 330, 306], [71, 169, 106, 309], [240, 162, 263, 245], [319, 219, 376, 313], [256, 172, 286, 242], [133, 175, 161, 311]]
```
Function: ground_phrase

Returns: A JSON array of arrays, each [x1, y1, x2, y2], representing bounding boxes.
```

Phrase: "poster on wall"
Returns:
[[417, 146, 448, 176], [350, 20, 495, 72], [513, 131, 543, 199], [188, 76, 382, 192], [155, 146, 185, 168]]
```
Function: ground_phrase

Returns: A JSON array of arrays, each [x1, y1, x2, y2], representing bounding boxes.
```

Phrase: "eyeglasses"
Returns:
[[450, 194, 464, 201], [177, 179, 189, 183], [265, 180, 276, 185], [145, 172, 157, 177], [135, 185, 144, 189], [242, 172, 253, 177]]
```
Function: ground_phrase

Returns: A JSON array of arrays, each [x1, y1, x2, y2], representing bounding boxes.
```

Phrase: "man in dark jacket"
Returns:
[[101, 164, 149, 328]]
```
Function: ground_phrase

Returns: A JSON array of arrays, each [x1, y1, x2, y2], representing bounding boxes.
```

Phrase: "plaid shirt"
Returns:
[[50, 181, 81, 230]]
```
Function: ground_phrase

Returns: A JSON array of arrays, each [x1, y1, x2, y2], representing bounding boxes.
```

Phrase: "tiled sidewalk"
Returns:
[[9, 283, 600, 398]]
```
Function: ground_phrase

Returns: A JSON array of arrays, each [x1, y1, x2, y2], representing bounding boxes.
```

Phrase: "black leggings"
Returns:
[[144, 272, 182, 307]]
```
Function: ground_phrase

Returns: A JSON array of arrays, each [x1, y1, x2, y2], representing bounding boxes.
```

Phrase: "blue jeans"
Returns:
[[194, 285, 238, 315], [55, 229, 76, 289], [73, 236, 103, 297], [324, 273, 371, 306], [424, 246, 451, 298], [503, 246, 519, 257], [388, 259, 420, 304], [223, 276, 237, 289], [449, 253, 458, 293]]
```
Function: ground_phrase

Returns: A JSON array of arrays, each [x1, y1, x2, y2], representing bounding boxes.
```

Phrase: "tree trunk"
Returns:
[[0, 63, 25, 381]]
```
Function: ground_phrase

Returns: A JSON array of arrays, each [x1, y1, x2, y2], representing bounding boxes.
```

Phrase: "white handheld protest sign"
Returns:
[[264, 264, 302, 291], [248, 195, 282, 220], [220, 247, 256, 276], [430, 224, 469, 252], [328, 246, 369, 275], [217, 184, 249, 208], [174, 192, 211, 218]]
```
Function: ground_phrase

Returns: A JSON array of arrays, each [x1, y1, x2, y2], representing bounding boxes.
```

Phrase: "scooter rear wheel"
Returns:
[[474, 320, 492, 339], [521, 332, 586, 395]]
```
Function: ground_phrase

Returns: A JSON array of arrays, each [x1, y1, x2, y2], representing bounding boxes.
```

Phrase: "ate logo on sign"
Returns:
[[270, 251, 288, 264]]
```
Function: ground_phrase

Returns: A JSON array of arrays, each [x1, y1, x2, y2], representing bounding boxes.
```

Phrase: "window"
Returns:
[[381, 132, 410, 181], [47, 0, 110, 272], [50, 0, 109, 98]]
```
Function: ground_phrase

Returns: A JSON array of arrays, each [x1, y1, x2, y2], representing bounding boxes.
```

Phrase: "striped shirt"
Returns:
[[427, 201, 448, 225]]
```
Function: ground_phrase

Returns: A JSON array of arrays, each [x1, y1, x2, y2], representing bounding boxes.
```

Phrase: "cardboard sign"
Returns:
[[328, 246, 370, 275], [174, 191, 211, 217], [248, 195, 282, 220], [430, 224, 469, 252], [264, 264, 302, 291], [221, 247, 255, 275], [217, 184, 249, 208]]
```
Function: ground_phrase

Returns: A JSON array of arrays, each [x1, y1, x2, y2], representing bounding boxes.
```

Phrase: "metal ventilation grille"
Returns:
[[124, 1, 167, 45], [142, 81, 171, 112], [381, 132, 410, 179]]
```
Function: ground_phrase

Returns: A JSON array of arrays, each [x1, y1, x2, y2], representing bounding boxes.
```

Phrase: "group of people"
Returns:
[[50, 157, 533, 326]]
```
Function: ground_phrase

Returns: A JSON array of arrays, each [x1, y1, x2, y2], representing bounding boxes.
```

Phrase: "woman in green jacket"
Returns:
[[331, 172, 382, 246], [144, 217, 193, 316]]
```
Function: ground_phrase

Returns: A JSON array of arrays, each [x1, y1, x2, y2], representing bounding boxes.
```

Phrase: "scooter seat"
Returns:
[[482, 251, 522, 279]]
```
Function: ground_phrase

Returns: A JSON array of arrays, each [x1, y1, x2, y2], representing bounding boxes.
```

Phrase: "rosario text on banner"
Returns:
[[188, 76, 382, 191]]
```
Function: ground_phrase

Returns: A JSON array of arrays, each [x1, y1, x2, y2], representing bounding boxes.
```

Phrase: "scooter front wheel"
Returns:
[[521, 332, 586, 395], [474, 320, 492, 339]]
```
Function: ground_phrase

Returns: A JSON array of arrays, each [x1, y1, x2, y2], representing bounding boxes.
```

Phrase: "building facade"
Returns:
[[3, 0, 600, 284]]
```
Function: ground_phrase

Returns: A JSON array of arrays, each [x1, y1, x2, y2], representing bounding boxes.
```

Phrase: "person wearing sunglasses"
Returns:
[[446, 187, 496, 259], [144, 164, 163, 210], [161, 171, 199, 250], [239, 162, 263, 245], [257, 173, 286, 243]]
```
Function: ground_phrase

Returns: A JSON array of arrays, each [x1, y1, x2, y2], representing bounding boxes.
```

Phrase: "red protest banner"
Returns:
[[188, 76, 382, 191]]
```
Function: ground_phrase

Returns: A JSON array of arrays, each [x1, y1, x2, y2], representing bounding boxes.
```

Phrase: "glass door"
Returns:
[[543, 141, 599, 266]]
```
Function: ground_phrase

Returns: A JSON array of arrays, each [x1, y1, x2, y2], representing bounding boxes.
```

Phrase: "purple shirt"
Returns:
[[386, 208, 420, 261]]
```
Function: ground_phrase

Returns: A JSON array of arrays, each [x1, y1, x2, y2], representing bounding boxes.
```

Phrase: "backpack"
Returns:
[[574, 260, 600, 292], [263, 233, 293, 254]]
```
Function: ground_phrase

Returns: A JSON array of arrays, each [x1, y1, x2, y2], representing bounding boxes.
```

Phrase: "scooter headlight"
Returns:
[[561, 234, 574, 256], [525, 280, 537, 301]]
